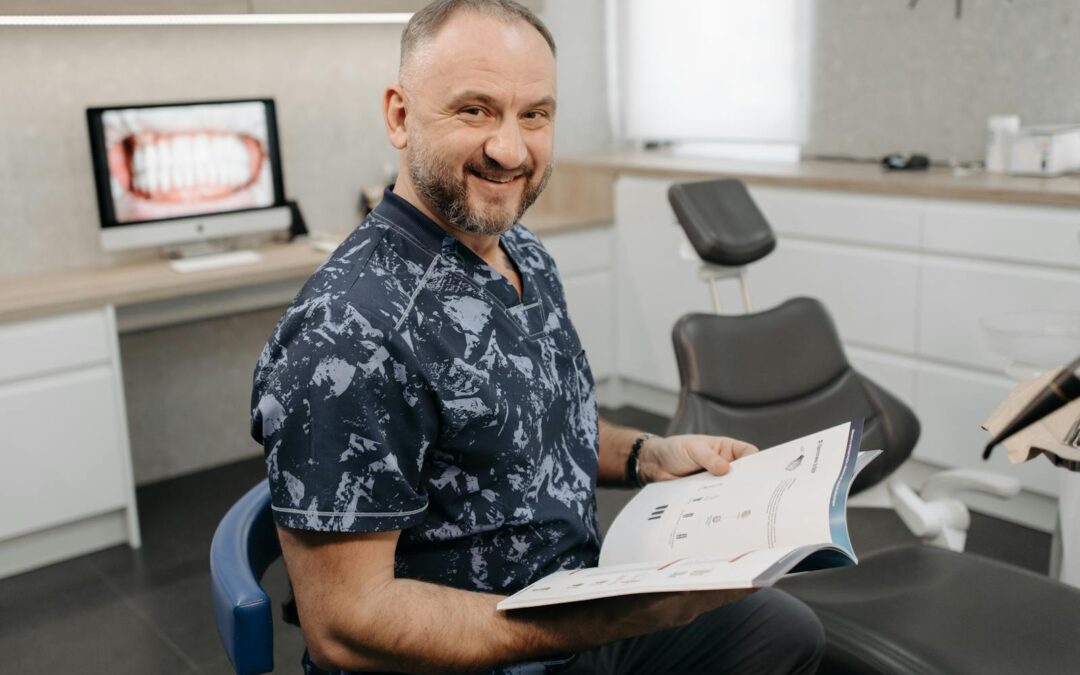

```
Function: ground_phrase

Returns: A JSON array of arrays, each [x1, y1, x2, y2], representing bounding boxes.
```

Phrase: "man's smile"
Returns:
[[468, 167, 525, 189]]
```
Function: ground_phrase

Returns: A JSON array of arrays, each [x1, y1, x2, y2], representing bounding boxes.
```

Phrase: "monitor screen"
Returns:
[[87, 99, 286, 229]]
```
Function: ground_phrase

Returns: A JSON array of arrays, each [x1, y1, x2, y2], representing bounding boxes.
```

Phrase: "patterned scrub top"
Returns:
[[250, 187, 602, 600]]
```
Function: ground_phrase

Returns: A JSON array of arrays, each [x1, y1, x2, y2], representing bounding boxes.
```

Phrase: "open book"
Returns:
[[498, 420, 876, 610]]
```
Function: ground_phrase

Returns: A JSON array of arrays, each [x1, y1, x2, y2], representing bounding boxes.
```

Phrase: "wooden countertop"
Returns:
[[562, 149, 1080, 208], [0, 212, 609, 325], [0, 241, 330, 324]]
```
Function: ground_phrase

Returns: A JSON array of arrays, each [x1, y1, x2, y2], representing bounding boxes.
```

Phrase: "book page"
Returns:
[[599, 421, 858, 567], [497, 546, 805, 611]]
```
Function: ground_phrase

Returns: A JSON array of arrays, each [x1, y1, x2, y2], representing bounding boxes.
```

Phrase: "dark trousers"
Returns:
[[561, 588, 825, 675]]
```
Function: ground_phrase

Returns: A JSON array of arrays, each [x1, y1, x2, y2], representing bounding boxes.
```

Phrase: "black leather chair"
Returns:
[[669, 297, 917, 494], [665, 178, 1080, 674]]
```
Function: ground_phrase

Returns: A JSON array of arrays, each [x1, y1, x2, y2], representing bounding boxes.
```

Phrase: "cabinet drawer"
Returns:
[[919, 259, 1080, 371], [0, 309, 111, 384], [0, 366, 128, 539], [751, 187, 923, 249], [923, 199, 1080, 269], [752, 239, 921, 354]]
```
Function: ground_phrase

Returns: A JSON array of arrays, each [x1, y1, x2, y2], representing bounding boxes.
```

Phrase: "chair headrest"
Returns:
[[672, 297, 850, 406], [668, 178, 776, 266]]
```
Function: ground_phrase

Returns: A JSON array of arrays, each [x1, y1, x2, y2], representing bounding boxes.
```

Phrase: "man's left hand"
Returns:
[[639, 435, 758, 484]]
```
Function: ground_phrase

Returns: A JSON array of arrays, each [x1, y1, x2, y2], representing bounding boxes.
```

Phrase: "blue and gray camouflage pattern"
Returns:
[[250, 188, 601, 600]]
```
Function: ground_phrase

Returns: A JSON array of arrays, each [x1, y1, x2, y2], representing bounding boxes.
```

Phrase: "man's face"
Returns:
[[400, 12, 556, 236]]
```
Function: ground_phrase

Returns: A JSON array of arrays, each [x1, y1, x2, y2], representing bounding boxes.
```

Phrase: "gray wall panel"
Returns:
[[805, 0, 1080, 162]]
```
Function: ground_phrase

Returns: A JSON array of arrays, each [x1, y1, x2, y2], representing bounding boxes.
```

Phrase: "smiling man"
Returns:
[[250, 1, 824, 673]]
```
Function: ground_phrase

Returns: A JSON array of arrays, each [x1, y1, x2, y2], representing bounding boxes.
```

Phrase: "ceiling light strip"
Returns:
[[0, 13, 413, 27]]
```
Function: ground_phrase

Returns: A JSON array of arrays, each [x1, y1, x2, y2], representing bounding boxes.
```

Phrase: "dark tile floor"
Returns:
[[0, 407, 1051, 674]]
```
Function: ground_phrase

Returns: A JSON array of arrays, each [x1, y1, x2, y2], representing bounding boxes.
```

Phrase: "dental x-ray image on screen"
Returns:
[[89, 99, 283, 225]]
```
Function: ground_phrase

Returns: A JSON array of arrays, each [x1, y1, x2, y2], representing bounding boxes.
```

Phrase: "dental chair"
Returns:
[[666, 178, 1080, 673]]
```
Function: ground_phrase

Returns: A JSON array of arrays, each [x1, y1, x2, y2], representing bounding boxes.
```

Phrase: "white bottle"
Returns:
[[985, 115, 1020, 173]]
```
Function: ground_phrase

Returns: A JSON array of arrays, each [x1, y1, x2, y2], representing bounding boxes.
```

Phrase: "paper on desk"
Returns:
[[982, 366, 1080, 467]]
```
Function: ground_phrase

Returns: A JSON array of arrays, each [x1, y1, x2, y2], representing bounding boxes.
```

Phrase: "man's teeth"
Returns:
[[131, 134, 253, 194], [476, 172, 517, 184]]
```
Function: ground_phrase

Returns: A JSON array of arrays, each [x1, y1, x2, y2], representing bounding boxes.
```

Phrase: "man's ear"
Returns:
[[383, 85, 408, 150]]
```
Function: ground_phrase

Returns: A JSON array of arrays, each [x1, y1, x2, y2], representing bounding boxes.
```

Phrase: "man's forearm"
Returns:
[[310, 575, 686, 673]]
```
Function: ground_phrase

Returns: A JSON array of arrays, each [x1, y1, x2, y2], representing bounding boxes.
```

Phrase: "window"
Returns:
[[610, 0, 810, 160]]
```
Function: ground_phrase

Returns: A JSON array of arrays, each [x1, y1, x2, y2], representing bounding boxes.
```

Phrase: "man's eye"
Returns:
[[462, 107, 484, 117]]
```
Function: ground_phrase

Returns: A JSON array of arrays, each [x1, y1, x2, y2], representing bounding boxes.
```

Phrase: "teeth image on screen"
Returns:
[[127, 132, 263, 199], [101, 101, 274, 223]]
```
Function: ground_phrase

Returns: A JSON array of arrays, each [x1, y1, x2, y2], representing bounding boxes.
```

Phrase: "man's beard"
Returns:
[[407, 139, 552, 237]]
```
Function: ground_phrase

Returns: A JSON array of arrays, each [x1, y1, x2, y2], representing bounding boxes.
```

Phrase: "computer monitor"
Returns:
[[87, 98, 291, 257]]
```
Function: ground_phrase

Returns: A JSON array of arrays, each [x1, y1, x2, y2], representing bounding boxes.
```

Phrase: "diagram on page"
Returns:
[[599, 423, 852, 567]]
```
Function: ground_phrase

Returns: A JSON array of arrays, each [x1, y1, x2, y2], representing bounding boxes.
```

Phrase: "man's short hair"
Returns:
[[400, 0, 557, 79]]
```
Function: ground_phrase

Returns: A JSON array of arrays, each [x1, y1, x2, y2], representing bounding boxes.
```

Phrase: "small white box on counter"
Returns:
[[1007, 125, 1080, 176]]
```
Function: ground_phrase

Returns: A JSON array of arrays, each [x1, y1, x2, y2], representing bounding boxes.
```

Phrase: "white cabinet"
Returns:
[[540, 226, 617, 381], [920, 259, 1080, 373], [922, 199, 1080, 269], [0, 307, 139, 578], [563, 272, 615, 380], [752, 186, 923, 249], [753, 239, 922, 354], [0, 310, 112, 382], [612, 174, 1080, 503], [0, 367, 129, 539]]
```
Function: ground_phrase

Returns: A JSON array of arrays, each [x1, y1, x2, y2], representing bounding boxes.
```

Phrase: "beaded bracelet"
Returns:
[[625, 432, 655, 487]]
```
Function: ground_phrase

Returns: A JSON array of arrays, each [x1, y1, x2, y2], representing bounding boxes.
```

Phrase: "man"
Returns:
[[250, 1, 825, 673]]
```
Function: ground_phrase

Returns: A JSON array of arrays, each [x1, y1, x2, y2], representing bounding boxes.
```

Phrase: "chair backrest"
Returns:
[[668, 178, 777, 266], [669, 297, 919, 493], [210, 480, 281, 675]]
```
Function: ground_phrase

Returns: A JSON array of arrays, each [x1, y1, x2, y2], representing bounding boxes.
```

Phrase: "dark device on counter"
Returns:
[[286, 200, 308, 240], [881, 153, 930, 171], [983, 353, 1080, 459]]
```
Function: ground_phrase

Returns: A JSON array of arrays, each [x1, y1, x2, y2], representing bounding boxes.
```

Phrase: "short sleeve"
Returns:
[[250, 305, 437, 533]]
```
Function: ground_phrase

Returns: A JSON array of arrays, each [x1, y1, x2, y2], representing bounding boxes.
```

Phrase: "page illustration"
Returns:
[[600, 422, 855, 567]]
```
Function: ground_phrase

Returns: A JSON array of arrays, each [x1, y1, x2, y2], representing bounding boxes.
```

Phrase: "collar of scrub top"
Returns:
[[376, 185, 533, 310]]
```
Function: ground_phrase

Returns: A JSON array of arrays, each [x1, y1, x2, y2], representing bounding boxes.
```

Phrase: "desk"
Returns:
[[0, 241, 330, 579]]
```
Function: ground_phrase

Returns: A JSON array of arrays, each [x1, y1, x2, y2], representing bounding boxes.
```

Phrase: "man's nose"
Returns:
[[484, 118, 528, 170]]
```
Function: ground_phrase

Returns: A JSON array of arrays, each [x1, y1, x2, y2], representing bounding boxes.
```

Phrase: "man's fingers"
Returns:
[[654, 435, 758, 482], [730, 440, 759, 459], [713, 438, 758, 462], [693, 444, 731, 475]]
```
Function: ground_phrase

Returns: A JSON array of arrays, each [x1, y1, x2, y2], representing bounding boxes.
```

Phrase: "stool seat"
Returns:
[[778, 544, 1080, 674]]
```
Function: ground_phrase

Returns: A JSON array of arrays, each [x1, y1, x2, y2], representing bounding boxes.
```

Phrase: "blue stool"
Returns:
[[210, 480, 281, 675]]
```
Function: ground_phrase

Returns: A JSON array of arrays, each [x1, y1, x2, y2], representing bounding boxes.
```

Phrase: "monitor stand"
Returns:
[[164, 241, 263, 274]]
